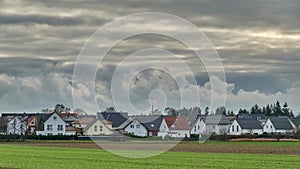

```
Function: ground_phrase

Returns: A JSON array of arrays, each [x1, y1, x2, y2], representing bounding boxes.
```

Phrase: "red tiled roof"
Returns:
[[169, 117, 191, 130], [164, 116, 177, 128], [58, 113, 79, 119]]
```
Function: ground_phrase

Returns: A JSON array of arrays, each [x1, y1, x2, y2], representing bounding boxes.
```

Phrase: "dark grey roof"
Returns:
[[292, 117, 300, 126], [118, 119, 132, 129], [236, 119, 263, 129], [250, 114, 267, 120], [187, 112, 199, 124], [201, 115, 231, 125], [36, 113, 52, 122], [97, 112, 128, 128], [269, 117, 294, 130], [238, 114, 253, 120], [133, 115, 164, 131]]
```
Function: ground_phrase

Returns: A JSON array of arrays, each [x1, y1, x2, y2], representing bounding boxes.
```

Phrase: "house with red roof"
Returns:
[[165, 116, 191, 138]]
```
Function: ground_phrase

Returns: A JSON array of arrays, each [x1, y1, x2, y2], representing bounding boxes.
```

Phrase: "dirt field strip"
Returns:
[[1, 141, 300, 154]]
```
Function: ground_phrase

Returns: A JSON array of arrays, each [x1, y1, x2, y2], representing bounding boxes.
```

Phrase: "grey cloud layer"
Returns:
[[0, 0, 300, 112]]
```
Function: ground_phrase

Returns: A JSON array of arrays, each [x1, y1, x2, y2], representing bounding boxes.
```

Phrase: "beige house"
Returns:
[[73, 116, 95, 129], [83, 119, 113, 136]]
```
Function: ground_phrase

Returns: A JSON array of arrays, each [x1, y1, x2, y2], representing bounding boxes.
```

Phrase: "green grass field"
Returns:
[[0, 144, 299, 169]]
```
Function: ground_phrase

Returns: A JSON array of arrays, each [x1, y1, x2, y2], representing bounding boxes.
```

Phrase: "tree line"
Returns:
[[238, 101, 294, 118]]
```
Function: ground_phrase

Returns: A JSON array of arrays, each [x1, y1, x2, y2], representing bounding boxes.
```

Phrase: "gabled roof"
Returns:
[[201, 115, 231, 125], [57, 113, 79, 119], [83, 119, 113, 131], [26, 116, 35, 123], [236, 119, 263, 129], [118, 119, 133, 129], [169, 117, 190, 130], [98, 112, 128, 128], [133, 115, 164, 131], [73, 116, 95, 125], [187, 111, 200, 124], [269, 117, 294, 130], [36, 113, 52, 122], [44, 112, 65, 123], [164, 116, 177, 128]]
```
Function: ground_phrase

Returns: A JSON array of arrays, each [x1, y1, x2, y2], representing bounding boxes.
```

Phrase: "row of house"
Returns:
[[1, 111, 300, 138], [230, 115, 297, 135]]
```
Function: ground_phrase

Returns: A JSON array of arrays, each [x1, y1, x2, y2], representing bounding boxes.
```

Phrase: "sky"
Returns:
[[0, 0, 300, 115]]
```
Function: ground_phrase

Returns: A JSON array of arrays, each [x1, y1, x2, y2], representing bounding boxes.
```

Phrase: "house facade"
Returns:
[[229, 119, 263, 135], [166, 116, 191, 138], [123, 118, 148, 137], [201, 115, 231, 135], [263, 117, 295, 134], [134, 115, 168, 137], [36, 113, 66, 135], [189, 115, 206, 135], [98, 112, 129, 129], [26, 115, 37, 135], [83, 119, 113, 136]]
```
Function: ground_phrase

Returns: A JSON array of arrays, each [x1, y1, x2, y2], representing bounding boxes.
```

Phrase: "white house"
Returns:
[[201, 115, 231, 135], [157, 118, 169, 137], [7, 116, 27, 135], [133, 115, 169, 137], [36, 113, 66, 135], [263, 117, 296, 134], [189, 115, 206, 135], [165, 116, 191, 138], [122, 118, 148, 137], [229, 119, 263, 135]]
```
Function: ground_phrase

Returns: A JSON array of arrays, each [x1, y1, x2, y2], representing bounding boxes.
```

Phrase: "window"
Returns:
[[266, 125, 268, 128], [57, 125, 63, 131], [31, 121, 34, 125], [232, 125, 234, 132], [236, 125, 239, 132], [47, 125, 53, 131], [136, 124, 140, 128], [100, 125, 103, 132], [94, 125, 97, 131], [270, 125, 273, 129], [198, 125, 200, 130], [53, 116, 57, 120], [130, 125, 134, 128]]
